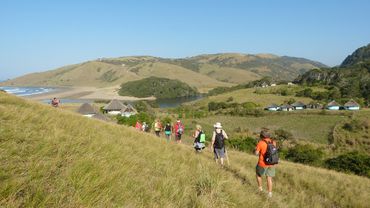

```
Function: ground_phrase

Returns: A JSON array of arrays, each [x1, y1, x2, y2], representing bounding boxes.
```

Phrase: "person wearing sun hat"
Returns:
[[210, 122, 229, 166]]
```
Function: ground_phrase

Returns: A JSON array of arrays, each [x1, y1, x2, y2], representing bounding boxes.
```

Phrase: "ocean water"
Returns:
[[0, 86, 55, 96]]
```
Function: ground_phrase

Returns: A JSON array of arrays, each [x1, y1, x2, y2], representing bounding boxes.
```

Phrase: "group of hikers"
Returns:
[[134, 119, 278, 198], [134, 119, 185, 144]]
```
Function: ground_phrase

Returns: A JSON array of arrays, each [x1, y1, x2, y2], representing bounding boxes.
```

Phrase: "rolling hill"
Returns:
[[1, 53, 325, 93], [1, 91, 369, 207], [295, 44, 370, 105]]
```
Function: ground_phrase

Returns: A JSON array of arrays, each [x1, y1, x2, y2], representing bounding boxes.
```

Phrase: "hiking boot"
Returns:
[[267, 192, 272, 198]]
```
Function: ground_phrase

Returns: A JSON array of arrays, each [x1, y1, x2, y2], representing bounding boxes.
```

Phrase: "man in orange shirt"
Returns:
[[255, 129, 276, 198]]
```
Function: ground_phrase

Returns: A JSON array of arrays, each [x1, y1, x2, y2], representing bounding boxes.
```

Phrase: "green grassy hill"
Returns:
[[1, 91, 369, 207], [0, 53, 325, 93], [118, 76, 198, 99]]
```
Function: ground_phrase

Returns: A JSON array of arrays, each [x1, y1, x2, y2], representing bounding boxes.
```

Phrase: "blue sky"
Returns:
[[1, 0, 369, 79]]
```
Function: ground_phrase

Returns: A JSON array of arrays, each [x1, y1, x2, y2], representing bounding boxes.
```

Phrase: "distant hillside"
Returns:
[[0, 53, 325, 92], [1, 92, 369, 207], [118, 76, 198, 99], [295, 44, 370, 105], [341, 43, 370, 67]]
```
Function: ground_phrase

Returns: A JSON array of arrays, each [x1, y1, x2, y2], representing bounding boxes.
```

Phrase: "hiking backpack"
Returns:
[[199, 131, 206, 143], [214, 130, 224, 149], [263, 140, 279, 165], [176, 124, 184, 135]]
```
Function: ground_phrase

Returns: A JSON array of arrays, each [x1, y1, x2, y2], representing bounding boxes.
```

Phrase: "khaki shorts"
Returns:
[[256, 165, 275, 177]]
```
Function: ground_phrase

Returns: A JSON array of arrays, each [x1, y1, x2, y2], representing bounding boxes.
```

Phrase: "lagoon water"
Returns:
[[0, 86, 203, 108], [0, 86, 55, 96]]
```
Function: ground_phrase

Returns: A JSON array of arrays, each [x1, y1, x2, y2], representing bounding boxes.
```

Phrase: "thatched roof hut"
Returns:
[[77, 103, 96, 115], [103, 99, 126, 111], [266, 104, 279, 111], [292, 101, 306, 110], [344, 99, 360, 110], [121, 104, 138, 117], [292, 101, 306, 107], [344, 99, 360, 107], [327, 100, 340, 110], [327, 100, 340, 107]]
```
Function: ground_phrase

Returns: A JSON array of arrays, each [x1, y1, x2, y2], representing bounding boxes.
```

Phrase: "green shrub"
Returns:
[[161, 116, 172, 125], [119, 77, 198, 99], [117, 112, 154, 128], [226, 97, 234, 102], [325, 151, 370, 177], [274, 129, 293, 147], [343, 120, 364, 132], [285, 144, 324, 165], [226, 137, 257, 153]]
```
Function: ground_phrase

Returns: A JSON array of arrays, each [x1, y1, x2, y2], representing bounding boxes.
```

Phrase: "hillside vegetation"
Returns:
[[1, 92, 370, 207], [118, 77, 198, 99], [0, 53, 325, 92], [295, 44, 370, 105], [341, 43, 370, 67], [193, 87, 313, 108]]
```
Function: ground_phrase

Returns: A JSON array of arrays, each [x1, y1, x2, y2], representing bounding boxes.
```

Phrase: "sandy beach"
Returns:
[[27, 86, 155, 101]]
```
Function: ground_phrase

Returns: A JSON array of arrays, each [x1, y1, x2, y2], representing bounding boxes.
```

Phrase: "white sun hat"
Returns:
[[213, 122, 222, 128]]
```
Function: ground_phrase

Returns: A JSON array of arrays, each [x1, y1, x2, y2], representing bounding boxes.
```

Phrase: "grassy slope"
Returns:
[[1, 92, 369, 207], [197, 64, 261, 84], [183, 113, 350, 144], [2, 62, 142, 87], [133, 62, 233, 93], [193, 88, 313, 107]]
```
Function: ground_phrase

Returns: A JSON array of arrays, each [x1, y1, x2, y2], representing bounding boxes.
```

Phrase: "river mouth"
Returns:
[[1, 86, 204, 108]]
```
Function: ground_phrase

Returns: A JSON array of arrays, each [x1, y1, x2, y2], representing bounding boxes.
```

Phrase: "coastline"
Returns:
[[12, 85, 156, 102]]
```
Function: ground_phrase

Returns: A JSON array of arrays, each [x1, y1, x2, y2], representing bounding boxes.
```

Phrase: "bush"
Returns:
[[273, 129, 293, 148], [117, 112, 154, 128], [226, 97, 234, 102], [285, 144, 324, 165], [172, 106, 207, 119], [343, 120, 364, 132], [208, 101, 228, 111], [325, 151, 370, 177], [226, 137, 257, 153], [161, 116, 172, 125]]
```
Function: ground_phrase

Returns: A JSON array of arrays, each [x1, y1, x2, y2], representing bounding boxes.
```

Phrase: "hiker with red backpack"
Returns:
[[211, 122, 229, 166], [173, 120, 184, 144], [135, 121, 142, 131], [255, 129, 279, 198]]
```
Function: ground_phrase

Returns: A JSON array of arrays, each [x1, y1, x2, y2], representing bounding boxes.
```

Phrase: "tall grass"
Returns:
[[1, 92, 369, 207]]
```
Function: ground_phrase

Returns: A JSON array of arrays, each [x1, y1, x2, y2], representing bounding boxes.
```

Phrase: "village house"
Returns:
[[103, 99, 127, 115], [120, 104, 138, 117], [280, 104, 293, 111], [326, 100, 340, 110], [266, 104, 279, 111], [344, 99, 360, 110], [291, 101, 306, 110]]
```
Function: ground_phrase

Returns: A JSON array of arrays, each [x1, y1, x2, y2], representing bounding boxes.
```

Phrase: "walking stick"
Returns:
[[225, 147, 230, 166]]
